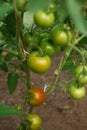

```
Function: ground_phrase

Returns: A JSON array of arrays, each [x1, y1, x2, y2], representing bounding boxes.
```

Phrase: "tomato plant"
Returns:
[[26, 113, 42, 130], [26, 87, 45, 106], [69, 83, 86, 100], [34, 10, 55, 28], [75, 65, 87, 85], [0, 0, 87, 130], [27, 51, 51, 74]]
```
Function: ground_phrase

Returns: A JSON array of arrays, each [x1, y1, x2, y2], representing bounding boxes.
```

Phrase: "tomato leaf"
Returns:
[[0, 2, 13, 20], [0, 55, 8, 72], [66, 0, 86, 34], [7, 72, 19, 95], [0, 104, 23, 117], [62, 57, 76, 75], [0, 62, 8, 72]]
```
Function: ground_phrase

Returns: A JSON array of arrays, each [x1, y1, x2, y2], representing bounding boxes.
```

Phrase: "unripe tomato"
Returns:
[[27, 51, 51, 74], [27, 87, 45, 106], [75, 65, 87, 85], [69, 83, 86, 100], [34, 10, 55, 28], [51, 24, 72, 46], [16, 0, 29, 12], [26, 113, 42, 130], [40, 40, 56, 57], [52, 30, 68, 46]]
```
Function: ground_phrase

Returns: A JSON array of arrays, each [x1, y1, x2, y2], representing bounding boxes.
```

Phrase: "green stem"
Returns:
[[13, 0, 25, 60], [22, 61, 31, 89], [18, 75, 27, 86], [0, 48, 18, 55], [29, 106, 34, 113], [28, 43, 44, 56]]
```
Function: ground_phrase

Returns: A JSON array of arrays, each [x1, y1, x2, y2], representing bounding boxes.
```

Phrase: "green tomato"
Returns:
[[75, 65, 87, 85], [34, 10, 55, 28], [16, 0, 29, 12], [51, 24, 72, 46], [27, 51, 51, 74], [26, 113, 42, 130], [40, 40, 56, 57], [51, 30, 68, 46], [69, 83, 86, 100]]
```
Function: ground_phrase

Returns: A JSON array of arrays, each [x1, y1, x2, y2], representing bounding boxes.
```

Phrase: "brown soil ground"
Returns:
[[0, 53, 87, 130]]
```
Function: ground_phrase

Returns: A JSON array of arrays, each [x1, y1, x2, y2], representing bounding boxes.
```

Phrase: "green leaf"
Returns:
[[7, 72, 19, 94], [62, 57, 76, 75], [57, 8, 68, 23], [0, 62, 8, 72], [66, 0, 86, 34], [0, 2, 13, 20], [0, 55, 8, 72], [0, 104, 23, 117]]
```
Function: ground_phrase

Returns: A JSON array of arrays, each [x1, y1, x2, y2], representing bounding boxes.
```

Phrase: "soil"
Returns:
[[0, 53, 87, 130]]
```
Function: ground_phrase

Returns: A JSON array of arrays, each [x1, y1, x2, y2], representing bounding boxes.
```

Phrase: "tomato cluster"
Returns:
[[24, 11, 73, 75], [24, 87, 45, 130], [17, 87, 45, 130], [69, 65, 87, 100], [75, 65, 87, 85]]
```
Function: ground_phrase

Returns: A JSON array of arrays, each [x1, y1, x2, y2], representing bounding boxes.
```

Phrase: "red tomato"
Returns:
[[27, 87, 45, 106]]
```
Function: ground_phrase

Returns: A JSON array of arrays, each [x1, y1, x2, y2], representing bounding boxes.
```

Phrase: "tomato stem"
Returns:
[[13, 0, 25, 60], [29, 106, 34, 113], [22, 61, 32, 89]]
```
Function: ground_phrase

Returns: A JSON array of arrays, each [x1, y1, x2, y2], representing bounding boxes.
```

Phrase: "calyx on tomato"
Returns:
[[39, 39, 56, 57]]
